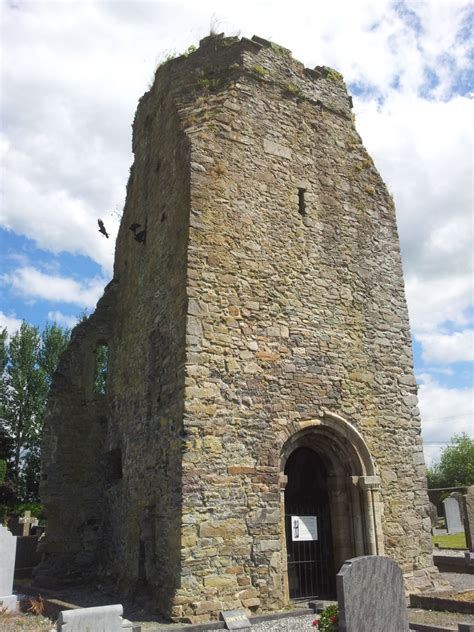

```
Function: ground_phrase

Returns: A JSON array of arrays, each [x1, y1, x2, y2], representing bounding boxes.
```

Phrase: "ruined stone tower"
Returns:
[[37, 34, 439, 622]]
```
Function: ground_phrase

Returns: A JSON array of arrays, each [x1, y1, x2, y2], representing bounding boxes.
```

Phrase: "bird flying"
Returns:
[[98, 219, 109, 238]]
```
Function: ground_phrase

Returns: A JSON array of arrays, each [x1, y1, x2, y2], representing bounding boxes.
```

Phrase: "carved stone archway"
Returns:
[[279, 412, 384, 602]]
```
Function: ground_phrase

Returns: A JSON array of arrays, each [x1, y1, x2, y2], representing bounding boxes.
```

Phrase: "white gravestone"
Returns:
[[0, 524, 18, 612], [56, 604, 133, 631], [443, 496, 464, 534]]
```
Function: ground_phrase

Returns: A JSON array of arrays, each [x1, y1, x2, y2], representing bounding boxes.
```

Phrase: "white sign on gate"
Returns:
[[291, 515, 318, 541]]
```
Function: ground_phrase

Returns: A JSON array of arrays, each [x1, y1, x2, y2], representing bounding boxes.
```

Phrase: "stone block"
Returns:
[[242, 597, 260, 608], [263, 139, 292, 159], [337, 556, 409, 632], [200, 519, 248, 539], [227, 466, 256, 475], [56, 604, 133, 631], [203, 575, 238, 589], [192, 600, 222, 615]]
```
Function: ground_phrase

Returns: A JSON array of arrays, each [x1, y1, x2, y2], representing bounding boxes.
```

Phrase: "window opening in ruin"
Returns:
[[94, 344, 108, 394], [298, 188, 306, 216]]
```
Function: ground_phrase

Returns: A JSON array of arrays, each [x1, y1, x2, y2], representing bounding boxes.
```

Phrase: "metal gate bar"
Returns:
[[285, 503, 335, 599]]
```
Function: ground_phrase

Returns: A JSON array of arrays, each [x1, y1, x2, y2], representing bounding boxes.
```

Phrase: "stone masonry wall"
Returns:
[[171, 35, 434, 620], [39, 34, 437, 621]]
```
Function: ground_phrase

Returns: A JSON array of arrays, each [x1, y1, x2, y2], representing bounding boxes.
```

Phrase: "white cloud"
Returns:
[[47, 311, 80, 329], [418, 373, 474, 465], [405, 274, 473, 334], [0, 311, 22, 335], [2, 266, 105, 310], [356, 93, 474, 352], [357, 94, 473, 279], [417, 329, 474, 364]]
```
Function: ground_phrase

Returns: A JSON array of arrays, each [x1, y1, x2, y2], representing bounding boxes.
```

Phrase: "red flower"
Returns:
[[330, 615, 337, 623], [312, 619, 318, 627]]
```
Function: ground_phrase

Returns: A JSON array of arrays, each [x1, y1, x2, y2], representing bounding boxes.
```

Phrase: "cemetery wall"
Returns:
[[38, 34, 438, 621]]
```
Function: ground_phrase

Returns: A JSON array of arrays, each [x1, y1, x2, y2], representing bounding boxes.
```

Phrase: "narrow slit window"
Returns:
[[298, 188, 306, 216], [106, 448, 122, 482], [94, 344, 108, 394]]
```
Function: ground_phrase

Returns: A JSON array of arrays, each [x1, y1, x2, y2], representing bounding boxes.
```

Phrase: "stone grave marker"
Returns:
[[337, 555, 409, 632], [220, 609, 251, 630], [443, 496, 464, 534], [56, 604, 134, 631], [19, 510, 38, 536], [0, 524, 18, 612], [463, 485, 474, 552]]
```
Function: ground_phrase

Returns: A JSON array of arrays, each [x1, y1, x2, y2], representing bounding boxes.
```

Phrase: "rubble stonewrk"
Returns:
[[37, 33, 441, 623]]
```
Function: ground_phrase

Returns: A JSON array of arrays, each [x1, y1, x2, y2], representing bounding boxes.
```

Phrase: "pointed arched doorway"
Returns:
[[279, 413, 384, 604]]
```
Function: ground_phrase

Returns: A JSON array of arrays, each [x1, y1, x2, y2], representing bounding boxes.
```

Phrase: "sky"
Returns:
[[0, 0, 473, 466]]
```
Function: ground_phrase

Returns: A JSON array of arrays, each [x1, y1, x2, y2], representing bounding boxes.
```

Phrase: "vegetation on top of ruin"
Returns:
[[269, 41, 292, 57], [283, 81, 304, 99], [251, 65, 268, 78], [319, 65, 345, 87]]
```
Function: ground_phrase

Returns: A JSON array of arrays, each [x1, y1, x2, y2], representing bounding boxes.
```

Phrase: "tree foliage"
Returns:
[[427, 433, 474, 488], [0, 321, 70, 502]]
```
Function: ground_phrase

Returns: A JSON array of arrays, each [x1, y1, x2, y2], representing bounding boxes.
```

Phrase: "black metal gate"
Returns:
[[284, 448, 336, 600]]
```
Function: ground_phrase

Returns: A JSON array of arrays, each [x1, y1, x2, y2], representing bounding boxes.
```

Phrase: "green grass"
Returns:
[[432, 532, 467, 549]]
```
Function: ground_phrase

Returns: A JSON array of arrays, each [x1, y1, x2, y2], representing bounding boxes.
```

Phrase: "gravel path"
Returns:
[[248, 614, 316, 631]]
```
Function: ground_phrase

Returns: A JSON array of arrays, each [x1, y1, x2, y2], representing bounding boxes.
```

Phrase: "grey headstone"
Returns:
[[443, 496, 464, 534], [337, 556, 409, 632], [220, 609, 251, 630], [0, 524, 18, 613], [463, 485, 474, 552], [56, 604, 133, 631]]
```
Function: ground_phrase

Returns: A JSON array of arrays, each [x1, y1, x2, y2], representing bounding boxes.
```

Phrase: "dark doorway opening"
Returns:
[[284, 447, 336, 600]]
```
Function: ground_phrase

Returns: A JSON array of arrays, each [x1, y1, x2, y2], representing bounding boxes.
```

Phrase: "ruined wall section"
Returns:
[[38, 282, 117, 583], [38, 57, 192, 602], [100, 64, 192, 603], [172, 35, 433, 621]]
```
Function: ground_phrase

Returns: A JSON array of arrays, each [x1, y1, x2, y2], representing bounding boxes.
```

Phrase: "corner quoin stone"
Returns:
[[37, 33, 439, 622]]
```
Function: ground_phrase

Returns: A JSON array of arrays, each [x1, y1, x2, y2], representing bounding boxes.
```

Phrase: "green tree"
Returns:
[[25, 322, 70, 498], [0, 327, 7, 371], [0, 322, 44, 488], [0, 321, 70, 501], [427, 433, 474, 488]]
